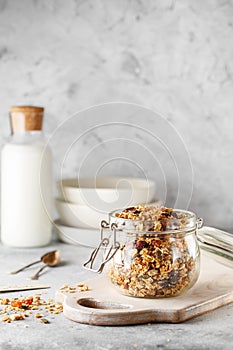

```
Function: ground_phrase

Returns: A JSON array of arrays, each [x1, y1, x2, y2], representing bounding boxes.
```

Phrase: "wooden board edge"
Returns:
[[55, 290, 233, 326], [174, 291, 233, 323]]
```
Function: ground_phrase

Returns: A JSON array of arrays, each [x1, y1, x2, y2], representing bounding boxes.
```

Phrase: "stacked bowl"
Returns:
[[54, 177, 159, 247]]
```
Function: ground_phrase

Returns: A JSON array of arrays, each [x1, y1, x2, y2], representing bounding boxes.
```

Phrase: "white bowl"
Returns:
[[55, 199, 109, 229], [54, 219, 100, 248], [57, 177, 156, 212]]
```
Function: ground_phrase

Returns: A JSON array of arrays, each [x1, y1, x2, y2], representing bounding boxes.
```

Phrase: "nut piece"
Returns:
[[78, 284, 89, 292], [11, 314, 25, 321], [1, 315, 11, 323]]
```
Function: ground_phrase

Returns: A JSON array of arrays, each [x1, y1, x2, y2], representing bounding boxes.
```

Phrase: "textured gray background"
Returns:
[[0, 0, 233, 230]]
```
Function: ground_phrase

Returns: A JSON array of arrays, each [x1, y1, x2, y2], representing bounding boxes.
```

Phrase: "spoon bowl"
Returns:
[[41, 250, 61, 267], [30, 250, 61, 280]]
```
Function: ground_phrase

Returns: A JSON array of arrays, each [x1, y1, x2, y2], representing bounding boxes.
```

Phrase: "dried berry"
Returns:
[[19, 305, 29, 310], [124, 207, 135, 212], [11, 300, 22, 308], [135, 240, 146, 250], [151, 239, 161, 247], [133, 210, 141, 214]]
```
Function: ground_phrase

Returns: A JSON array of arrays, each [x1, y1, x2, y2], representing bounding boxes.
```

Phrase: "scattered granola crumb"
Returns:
[[59, 283, 90, 294], [1, 315, 11, 323], [61, 285, 68, 289], [0, 294, 63, 324], [78, 284, 89, 292], [40, 318, 50, 324], [59, 285, 77, 293], [11, 314, 25, 321]]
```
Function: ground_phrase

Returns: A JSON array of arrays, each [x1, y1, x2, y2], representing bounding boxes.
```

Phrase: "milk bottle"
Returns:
[[1, 106, 52, 247]]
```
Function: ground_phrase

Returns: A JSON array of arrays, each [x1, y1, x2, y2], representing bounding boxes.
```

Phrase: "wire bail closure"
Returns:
[[196, 218, 203, 229], [83, 220, 120, 273]]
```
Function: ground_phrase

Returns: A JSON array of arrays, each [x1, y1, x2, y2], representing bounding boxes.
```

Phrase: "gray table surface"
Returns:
[[0, 233, 233, 350]]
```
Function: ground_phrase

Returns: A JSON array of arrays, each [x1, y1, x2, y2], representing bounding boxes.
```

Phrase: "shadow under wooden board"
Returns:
[[55, 251, 233, 326]]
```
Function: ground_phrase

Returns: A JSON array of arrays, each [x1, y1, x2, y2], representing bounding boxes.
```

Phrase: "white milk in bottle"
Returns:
[[1, 106, 52, 247]]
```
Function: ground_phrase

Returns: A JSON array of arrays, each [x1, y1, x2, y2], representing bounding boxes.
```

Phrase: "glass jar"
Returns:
[[83, 206, 202, 298], [107, 209, 201, 298]]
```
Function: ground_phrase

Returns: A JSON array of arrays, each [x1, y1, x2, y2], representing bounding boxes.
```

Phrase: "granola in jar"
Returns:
[[108, 205, 200, 298]]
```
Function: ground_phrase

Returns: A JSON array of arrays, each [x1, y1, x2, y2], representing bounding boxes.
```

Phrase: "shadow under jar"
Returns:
[[108, 207, 202, 298]]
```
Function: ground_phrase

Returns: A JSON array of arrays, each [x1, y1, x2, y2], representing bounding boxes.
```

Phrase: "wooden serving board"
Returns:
[[56, 251, 233, 325]]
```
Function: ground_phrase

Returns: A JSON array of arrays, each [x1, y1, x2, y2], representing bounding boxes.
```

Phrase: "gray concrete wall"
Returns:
[[0, 0, 233, 230]]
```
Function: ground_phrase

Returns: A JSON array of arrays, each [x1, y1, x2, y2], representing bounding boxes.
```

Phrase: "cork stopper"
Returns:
[[10, 106, 44, 132]]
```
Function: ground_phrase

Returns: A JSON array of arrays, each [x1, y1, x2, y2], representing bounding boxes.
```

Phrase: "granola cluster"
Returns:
[[109, 205, 199, 298]]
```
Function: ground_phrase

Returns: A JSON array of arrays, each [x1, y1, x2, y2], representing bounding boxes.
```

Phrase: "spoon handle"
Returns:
[[30, 265, 47, 280], [10, 260, 41, 274]]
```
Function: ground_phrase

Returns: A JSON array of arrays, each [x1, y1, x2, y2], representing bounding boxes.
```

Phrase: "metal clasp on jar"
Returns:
[[83, 220, 120, 273], [196, 218, 203, 229]]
